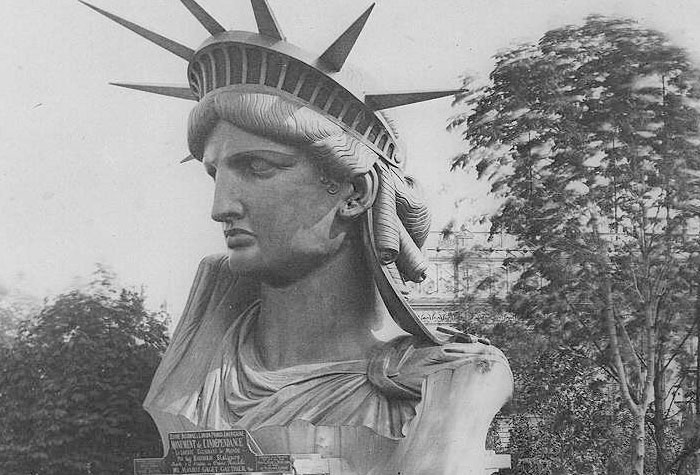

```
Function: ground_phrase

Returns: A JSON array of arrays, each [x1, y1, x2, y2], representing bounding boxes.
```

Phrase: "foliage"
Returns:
[[0, 268, 169, 475], [0, 288, 40, 349], [450, 15, 700, 474], [459, 310, 631, 473]]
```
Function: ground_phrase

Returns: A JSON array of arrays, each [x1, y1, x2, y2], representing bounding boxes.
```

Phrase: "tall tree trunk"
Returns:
[[695, 280, 700, 419], [632, 411, 646, 475], [653, 345, 667, 475], [591, 212, 655, 475]]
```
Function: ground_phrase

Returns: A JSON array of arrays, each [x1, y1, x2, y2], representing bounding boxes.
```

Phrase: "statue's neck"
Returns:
[[253, 236, 379, 370]]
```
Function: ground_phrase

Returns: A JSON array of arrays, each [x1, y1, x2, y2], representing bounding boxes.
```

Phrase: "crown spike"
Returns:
[[110, 82, 197, 101], [250, 0, 285, 41], [80, 1, 194, 61], [365, 89, 466, 110], [180, 0, 226, 35], [319, 3, 374, 72]]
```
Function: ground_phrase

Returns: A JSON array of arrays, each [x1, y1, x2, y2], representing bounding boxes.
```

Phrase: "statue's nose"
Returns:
[[211, 175, 245, 222]]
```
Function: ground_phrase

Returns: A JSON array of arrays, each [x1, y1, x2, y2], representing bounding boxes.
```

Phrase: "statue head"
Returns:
[[188, 90, 378, 284], [188, 87, 431, 286], [82, 0, 462, 343]]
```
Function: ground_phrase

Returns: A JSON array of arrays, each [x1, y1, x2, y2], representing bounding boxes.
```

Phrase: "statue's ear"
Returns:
[[339, 167, 378, 219]]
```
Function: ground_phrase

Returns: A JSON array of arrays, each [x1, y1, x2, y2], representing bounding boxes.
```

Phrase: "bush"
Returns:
[[0, 272, 169, 475]]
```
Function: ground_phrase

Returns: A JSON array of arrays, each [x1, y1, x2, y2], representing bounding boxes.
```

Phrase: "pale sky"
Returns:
[[1, 0, 699, 323]]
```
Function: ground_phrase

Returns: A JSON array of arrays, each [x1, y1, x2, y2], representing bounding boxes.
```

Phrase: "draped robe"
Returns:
[[144, 254, 511, 474]]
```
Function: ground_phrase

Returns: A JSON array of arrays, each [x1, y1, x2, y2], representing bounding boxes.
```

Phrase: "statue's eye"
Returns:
[[246, 157, 275, 175]]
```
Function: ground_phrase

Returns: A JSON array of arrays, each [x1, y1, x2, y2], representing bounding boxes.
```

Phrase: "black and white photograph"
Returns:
[[1, 1, 700, 474]]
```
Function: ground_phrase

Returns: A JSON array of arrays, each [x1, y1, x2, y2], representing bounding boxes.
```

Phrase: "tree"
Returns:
[[0, 268, 169, 475], [0, 285, 40, 349], [508, 351, 630, 475], [449, 15, 700, 474], [459, 308, 631, 474]]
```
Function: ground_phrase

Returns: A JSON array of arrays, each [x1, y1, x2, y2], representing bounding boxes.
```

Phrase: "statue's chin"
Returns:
[[225, 252, 307, 287], [223, 251, 265, 283], [227, 243, 348, 286]]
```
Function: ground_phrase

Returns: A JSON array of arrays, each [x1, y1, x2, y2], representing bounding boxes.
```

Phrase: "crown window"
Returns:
[[367, 123, 381, 143], [328, 95, 346, 118], [341, 103, 361, 127], [378, 133, 388, 151], [226, 47, 243, 84], [281, 60, 304, 93], [246, 48, 262, 84], [298, 72, 322, 101], [212, 49, 227, 89], [263, 53, 285, 88], [312, 81, 333, 109], [354, 111, 373, 135]]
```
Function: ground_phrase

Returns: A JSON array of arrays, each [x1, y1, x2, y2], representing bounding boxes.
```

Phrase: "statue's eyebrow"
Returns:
[[202, 149, 299, 178], [224, 150, 299, 167]]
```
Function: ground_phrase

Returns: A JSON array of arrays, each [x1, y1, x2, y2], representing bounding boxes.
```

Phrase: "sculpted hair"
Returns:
[[187, 89, 431, 284], [188, 88, 375, 180]]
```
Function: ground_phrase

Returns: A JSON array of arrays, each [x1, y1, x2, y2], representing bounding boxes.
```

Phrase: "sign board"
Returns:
[[134, 430, 293, 475]]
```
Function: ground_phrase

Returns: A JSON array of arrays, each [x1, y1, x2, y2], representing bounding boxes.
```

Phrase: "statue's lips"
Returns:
[[224, 228, 255, 248]]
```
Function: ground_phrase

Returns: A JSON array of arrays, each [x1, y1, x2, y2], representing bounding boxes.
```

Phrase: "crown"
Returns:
[[80, 0, 464, 168]]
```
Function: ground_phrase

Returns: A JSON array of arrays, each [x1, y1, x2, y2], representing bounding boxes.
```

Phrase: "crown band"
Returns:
[[189, 32, 402, 167]]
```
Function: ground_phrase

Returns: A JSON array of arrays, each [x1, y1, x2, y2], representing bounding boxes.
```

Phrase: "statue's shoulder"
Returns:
[[188, 252, 259, 302], [173, 254, 260, 337], [191, 253, 232, 287], [368, 335, 513, 474], [374, 336, 513, 474], [145, 255, 260, 435], [368, 335, 511, 399]]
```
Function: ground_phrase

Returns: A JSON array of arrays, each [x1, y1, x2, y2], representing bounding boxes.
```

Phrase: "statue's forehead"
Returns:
[[202, 121, 299, 164]]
